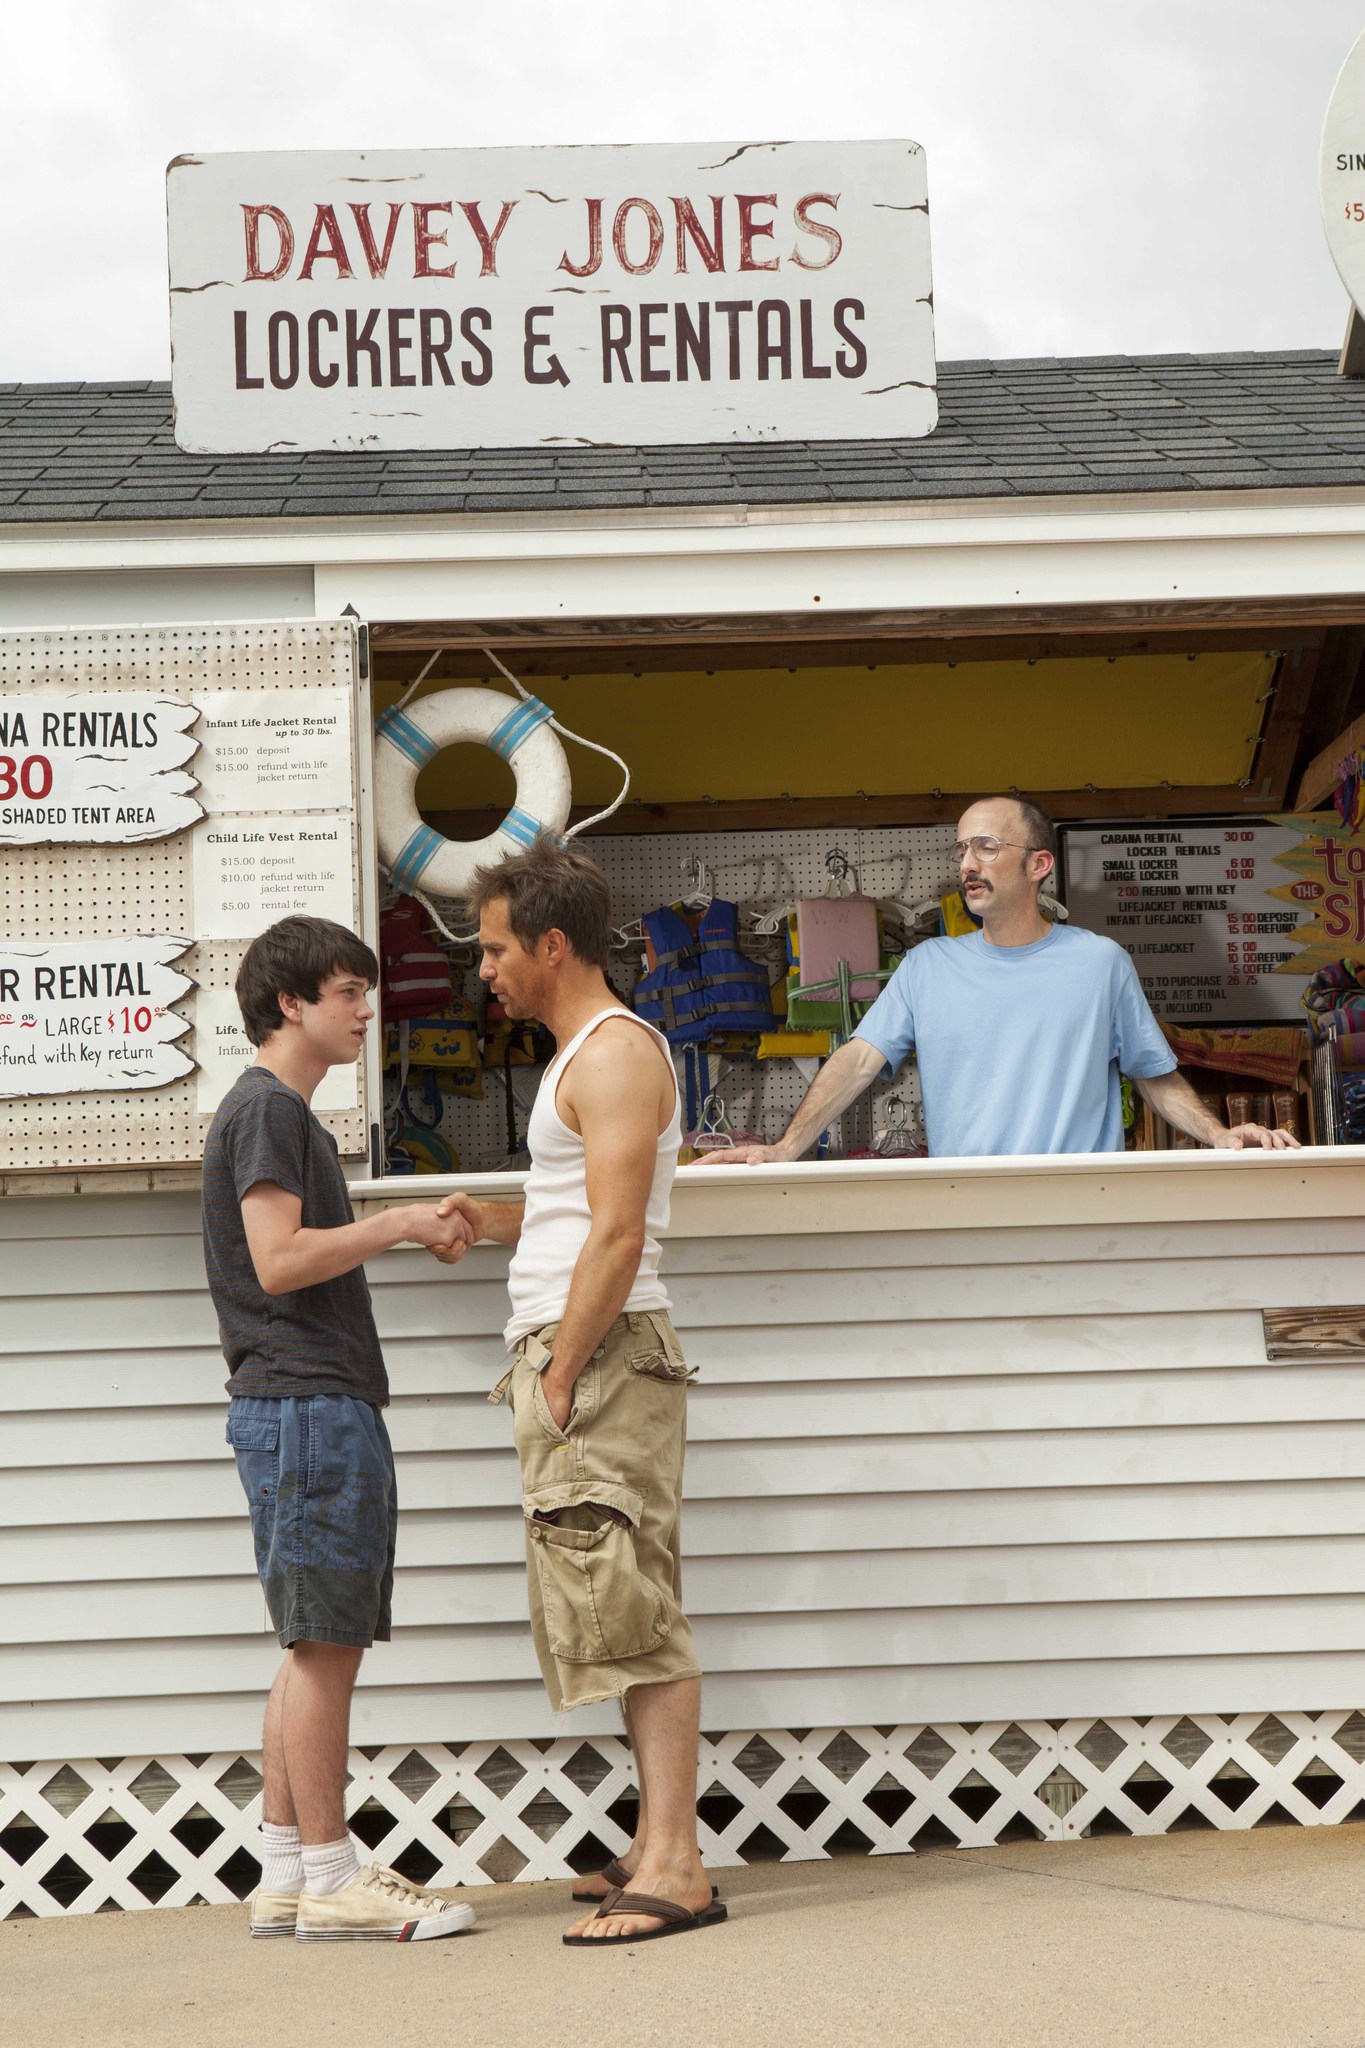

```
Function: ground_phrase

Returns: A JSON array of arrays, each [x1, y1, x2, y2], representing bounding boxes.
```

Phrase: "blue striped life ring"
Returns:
[[374, 687, 572, 900]]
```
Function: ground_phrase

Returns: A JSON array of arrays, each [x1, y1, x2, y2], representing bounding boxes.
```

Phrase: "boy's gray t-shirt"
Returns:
[[202, 1066, 387, 1402]]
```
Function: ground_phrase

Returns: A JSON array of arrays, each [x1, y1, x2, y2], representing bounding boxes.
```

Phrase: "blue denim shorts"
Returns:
[[226, 1394, 397, 1650]]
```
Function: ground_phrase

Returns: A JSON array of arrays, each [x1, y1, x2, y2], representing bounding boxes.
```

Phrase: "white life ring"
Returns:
[[375, 687, 573, 900]]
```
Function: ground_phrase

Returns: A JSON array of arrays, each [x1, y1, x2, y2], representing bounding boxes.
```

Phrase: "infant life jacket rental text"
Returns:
[[634, 899, 775, 1046]]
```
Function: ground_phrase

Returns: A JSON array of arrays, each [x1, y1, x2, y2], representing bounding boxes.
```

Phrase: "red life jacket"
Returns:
[[380, 895, 452, 1024]]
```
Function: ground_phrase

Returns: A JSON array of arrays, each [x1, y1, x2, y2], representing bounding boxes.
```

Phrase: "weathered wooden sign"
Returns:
[[0, 693, 201, 845], [0, 938, 194, 1099], [166, 140, 936, 451]]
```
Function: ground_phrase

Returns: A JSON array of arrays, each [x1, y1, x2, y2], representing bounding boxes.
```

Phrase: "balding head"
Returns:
[[954, 795, 1058, 926], [956, 795, 1056, 862]]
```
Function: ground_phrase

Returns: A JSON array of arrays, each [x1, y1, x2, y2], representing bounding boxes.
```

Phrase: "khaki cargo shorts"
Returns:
[[490, 1308, 702, 1712]]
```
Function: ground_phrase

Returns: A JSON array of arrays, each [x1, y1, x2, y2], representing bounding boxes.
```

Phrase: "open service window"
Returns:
[[0, 619, 380, 1193]]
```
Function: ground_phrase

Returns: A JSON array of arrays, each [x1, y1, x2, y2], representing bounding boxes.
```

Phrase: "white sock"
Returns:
[[302, 1836, 360, 1897], [259, 1821, 303, 1895]]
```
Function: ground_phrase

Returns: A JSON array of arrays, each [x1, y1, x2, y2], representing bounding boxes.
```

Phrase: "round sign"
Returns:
[[1321, 30, 1365, 314]]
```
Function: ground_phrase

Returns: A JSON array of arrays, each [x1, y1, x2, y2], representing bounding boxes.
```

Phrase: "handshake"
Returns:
[[393, 1192, 484, 1266]]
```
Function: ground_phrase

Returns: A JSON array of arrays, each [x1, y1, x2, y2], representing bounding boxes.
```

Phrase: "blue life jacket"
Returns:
[[695, 898, 777, 1034], [634, 907, 711, 1044], [634, 899, 774, 1045]]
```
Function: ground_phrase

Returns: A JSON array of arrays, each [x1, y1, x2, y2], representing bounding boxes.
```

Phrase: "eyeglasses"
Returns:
[[951, 836, 1035, 863]]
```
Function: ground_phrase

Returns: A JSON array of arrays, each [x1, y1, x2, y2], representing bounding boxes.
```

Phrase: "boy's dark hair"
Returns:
[[467, 833, 612, 970], [235, 916, 379, 1047]]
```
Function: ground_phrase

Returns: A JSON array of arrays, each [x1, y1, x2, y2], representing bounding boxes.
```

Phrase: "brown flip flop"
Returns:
[[570, 1859, 720, 1906], [570, 1857, 632, 1904], [563, 1885, 728, 1946]]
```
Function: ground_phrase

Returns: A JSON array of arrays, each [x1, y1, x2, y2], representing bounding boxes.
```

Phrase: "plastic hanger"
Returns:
[[873, 1095, 919, 1157], [679, 855, 714, 911], [821, 848, 860, 898]]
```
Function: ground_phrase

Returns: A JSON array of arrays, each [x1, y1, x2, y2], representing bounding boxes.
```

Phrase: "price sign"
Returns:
[[192, 813, 355, 940], [0, 938, 194, 1098], [1063, 824, 1311, 1021], [192, 688, 353, 812]]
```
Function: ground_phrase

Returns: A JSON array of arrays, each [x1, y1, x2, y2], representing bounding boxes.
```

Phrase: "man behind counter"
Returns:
[[704, 796, 1300, 1163]]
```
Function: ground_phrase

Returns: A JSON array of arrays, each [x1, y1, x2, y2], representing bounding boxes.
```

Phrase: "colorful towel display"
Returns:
[[1302, 958, 1365, 1008], [1335, 750, 1365, 831], [1161, 1024, 1307, 1090], [1340, 1069, 1365, 1140], [1302, 959, 1365, 1045]]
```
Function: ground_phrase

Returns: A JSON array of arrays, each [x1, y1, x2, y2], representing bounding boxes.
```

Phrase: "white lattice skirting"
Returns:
[[4, 1712, 1365, 1918]]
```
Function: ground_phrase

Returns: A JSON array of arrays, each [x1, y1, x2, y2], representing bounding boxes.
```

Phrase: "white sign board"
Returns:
[[194, 986, 359, 1116], [0, 938, 194, 1098], [1322, 31, 1365, 315], [192, 813, 356, 940], [0, 621, 370, 1172], [166, 140, 936, 452], [1064, 823, 1310, 1022], [192, 688, 353, 811], [0, 692, 201, 844]]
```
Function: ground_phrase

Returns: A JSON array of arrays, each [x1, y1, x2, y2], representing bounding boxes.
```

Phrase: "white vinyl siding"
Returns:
[[4, 1172, 1365, 1758]]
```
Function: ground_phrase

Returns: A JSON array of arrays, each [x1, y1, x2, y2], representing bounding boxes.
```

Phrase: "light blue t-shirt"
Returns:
[[853, 924, 1175, 1157]]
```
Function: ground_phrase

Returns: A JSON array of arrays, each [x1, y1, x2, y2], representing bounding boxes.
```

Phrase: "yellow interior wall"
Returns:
[[382, 651, 1274, 811]]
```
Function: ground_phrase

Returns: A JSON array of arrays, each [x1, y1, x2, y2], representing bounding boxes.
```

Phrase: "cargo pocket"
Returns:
[[625, 1349, 695, 1384], [226, 1410, 281, 1572], [626, 1316, 696, 1384], [524, 1480, 669, 1663]]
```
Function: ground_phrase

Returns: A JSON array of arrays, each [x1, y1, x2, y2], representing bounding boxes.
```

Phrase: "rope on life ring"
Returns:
[[373, 647, 631, 940]]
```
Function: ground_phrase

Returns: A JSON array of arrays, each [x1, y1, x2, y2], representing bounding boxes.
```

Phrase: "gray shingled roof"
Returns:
[[1, 349, 1364, 522]]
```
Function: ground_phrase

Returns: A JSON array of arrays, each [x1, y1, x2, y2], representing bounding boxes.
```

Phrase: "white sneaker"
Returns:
[[294, 1864, 476, 1943], [249, 1888, 301, 1938]]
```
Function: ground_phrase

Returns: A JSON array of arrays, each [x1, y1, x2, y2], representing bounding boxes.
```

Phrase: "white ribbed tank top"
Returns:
[[503, 1007, 681, 1347]]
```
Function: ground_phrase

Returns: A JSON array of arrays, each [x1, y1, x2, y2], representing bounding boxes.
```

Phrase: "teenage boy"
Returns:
[[202, 914, 476, 1943], [429, 840, 725, 1948]]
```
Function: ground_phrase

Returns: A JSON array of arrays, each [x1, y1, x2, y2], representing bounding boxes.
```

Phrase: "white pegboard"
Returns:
[[393, 820, 957, 1174], [0, 622, 370, 1183]]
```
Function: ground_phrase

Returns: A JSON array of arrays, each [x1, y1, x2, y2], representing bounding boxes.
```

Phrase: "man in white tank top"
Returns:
[[430, 838, 724, 1949]]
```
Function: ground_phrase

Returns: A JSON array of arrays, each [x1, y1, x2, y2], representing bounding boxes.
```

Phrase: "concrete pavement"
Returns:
[[6, 1824, 1365, 2048]]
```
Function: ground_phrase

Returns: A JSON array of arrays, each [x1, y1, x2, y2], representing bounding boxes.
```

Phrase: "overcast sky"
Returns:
[[3, 1, 1362, 381]]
